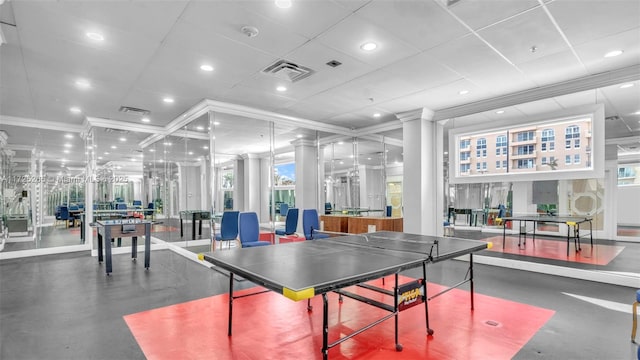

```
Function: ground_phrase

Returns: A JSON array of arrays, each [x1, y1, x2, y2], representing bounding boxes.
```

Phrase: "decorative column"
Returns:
[[398, 108, 444, 236], [242, 153, 261, 215], [293, 138, 320, 228]]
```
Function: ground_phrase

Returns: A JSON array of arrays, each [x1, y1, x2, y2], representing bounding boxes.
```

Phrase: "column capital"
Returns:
[[291, 138, 317, 147], [397, 108, 435, 123]]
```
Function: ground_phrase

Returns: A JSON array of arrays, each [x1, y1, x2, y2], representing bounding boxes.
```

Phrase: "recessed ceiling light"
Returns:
[[339, 161, 344, 165], [86, 32, 104, 41], [64, 134, 74, 139], [188, 151, 194, 155], [496, 110, 505, 114], [141, 117, 150, 123], [130, 158, 136, 162], [200, 64, 214, 72], [373, 113, 381, 118], [98, 156, 103, 160], [367, 157, 372, 160], [163, 97, 174, 103], [213, 121, 220, 126], [196, 126, 204, 131], [338, 141, 344, 145], [459, 90, 469, 95], [104, 152, 110, 155], [296, 134, 303, 138], [69, 107, 82, 114], [633, 111, 640, 115], [111, 145, 117, 149], [276, 86, 287, 92], [620, 83, 634, 89], [275, 0, 292, 8], [119, 137, 126, 142], [164, 142, 172, 146], [604, 50, 623, 58], [149, 149, 155, 152], [203, 146, 209, 150], [360, 42, 377, 51], [63, 150, 70, 154], [64, 143, 72, 148], [75, 79, 91, 89]]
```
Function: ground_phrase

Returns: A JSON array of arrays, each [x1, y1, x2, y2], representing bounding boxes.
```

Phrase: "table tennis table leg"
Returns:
[[192, 213, 196, 240], [144, 224, 151, 269], [566, 225, 570, 257], [393, 273, 402, 351], [199, 218, 203, 237], [104, 226, 112, 275], [228, 273, 234, 336], [131, 236, 137, 260], [322, 293, 329, 360], [97, 232, 103, 263], [470, 253, 474, 310], [180, 218, 184, 237], [422, 262, 433, 336]]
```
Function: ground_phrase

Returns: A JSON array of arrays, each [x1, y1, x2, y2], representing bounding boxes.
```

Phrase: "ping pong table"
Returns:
[[179, 210, 211, 240], [500, 215, 593, 256], [201, 231, 489, 359]]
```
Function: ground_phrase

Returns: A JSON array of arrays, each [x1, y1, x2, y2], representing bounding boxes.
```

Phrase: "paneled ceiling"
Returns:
[[1, 0, 639, 176]]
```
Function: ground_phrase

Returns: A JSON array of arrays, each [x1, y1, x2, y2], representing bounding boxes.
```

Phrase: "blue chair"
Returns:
[[325, 202, 332, 215], [132, 200, 142, 208], [279, 203, 288, 218], [275, 208, 298, 236], [302, 209, 329, 240], [238, 212, 271, 248], [215, 211, 240, 249], [386, 205, 392, 217], [57, 206, 72, 228], [144, 202, 154, 219]]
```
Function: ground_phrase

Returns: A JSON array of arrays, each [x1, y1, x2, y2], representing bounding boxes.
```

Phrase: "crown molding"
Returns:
[[0, 115, 84, 132]]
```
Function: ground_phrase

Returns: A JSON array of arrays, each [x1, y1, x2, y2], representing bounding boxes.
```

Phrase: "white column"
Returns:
[[398, 108, 443, 236], [242, 154, 261, 214], [293, 139, 319, 228]]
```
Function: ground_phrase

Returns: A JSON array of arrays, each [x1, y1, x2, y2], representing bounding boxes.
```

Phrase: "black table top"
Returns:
[[202, 231, 487, 300]]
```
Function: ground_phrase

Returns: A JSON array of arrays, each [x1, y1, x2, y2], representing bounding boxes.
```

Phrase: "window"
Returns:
[[476, 163, 481, 170], [496, 161, 501, 169], [542, 157, 547, 165], [516, 131, 534, 142], [565, 155, 571, 165], [565, 125, 580, 149], [476, 138, 487, 158], [574, 154, 580, 164], [541, 129, 554, 152], [460, 164, 470, 173], [517, 159, 535, 169], [460, 139, 470, 149], [460, 152, 470, 161], [516, 145, 535, 155], [496, 135, 507, 156], [503, 160, 507, 169], [482, 162, 487, 171]]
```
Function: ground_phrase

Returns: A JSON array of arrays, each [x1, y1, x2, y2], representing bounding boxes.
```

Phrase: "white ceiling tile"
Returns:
[[381, 52, 464, 91], [356, 0, 469, 51], [447, 0, 540, 30], [574, 29, 640, 74], [237, 0, 352, 39], [518, 50, 588, 87], [548, 0, 640, 46], [478, 7, 569, 64], [465, 67, 538, 96], [181, 1, 309, 58], [315, 13, 420, 68], [514, 98, 564, 116], [426, 34, 515, 78]]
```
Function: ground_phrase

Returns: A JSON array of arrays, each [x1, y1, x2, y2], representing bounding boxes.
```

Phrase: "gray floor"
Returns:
[[0, 247, 637, 360]]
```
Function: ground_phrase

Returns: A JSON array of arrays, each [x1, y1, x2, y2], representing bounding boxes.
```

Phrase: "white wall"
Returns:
[[617, 185, 640, 225]]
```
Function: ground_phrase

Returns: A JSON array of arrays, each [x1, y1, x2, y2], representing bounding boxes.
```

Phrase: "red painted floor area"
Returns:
[[485, 235, 625, 265], [124, 277, 554, 360]]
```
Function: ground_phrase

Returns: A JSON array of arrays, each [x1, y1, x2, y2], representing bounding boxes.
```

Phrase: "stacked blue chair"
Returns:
[[58, 206, 71, 227], [238, 212, 271, 248], [275, 208, 298, 236], [302, 209, 329, 240], [632, 289, 640, 344], [215, 211, 240, 249], [279, 203, 288, 219]]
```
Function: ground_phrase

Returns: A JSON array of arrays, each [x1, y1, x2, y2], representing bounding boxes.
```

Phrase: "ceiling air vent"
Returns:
[[119, 106, 150, 116], [262, 60, 314, 83]]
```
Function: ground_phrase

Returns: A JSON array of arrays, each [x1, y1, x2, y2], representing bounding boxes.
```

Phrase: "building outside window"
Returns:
[[574, 154, 580, 164], [565, 125, 580, 149], [541, 128, 555, 152], [496, 135, 507, 156], [517, 159, 535, 169], [565, 155, 571, 165], [476, 138, 487, 158]]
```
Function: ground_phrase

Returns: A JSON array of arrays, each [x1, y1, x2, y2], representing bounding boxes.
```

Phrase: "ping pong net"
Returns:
[[317, 231, 440, 261]]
